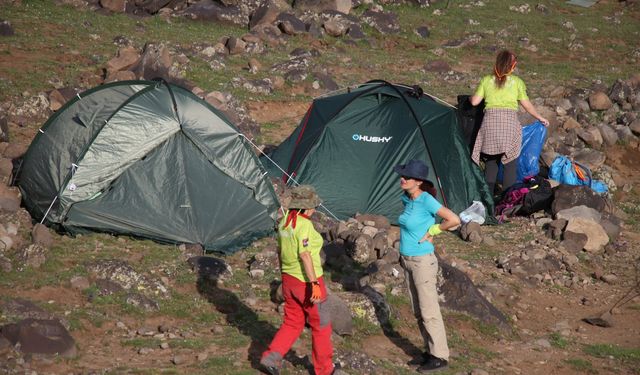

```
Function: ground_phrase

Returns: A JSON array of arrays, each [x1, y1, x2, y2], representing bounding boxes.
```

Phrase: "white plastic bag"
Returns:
[[459, 201, 486, 225]]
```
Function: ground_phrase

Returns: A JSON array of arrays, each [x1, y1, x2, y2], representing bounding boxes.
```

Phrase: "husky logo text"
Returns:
[[352, 134, 393, 143]]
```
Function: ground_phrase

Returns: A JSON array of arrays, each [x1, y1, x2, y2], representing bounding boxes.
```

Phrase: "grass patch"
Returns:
[[564, 358, 596, 374], [352, 315, 380, 337], [584, 343, 640, 364], [550, 332, 570, 349]]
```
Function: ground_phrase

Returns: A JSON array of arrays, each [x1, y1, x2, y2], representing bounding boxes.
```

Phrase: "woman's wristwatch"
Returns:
[[309, 280, 320, 285]]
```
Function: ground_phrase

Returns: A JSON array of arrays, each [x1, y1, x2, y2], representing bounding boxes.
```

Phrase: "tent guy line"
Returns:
[[239, 133, 341, 221]]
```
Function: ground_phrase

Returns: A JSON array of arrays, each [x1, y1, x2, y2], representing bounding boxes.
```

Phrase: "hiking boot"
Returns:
[[417, 356, 448, 372], [259, 351, 282, 375]]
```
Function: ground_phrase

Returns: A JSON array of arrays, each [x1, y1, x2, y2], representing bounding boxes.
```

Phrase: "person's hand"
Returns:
[[419, 225, 441, 243], [310, 282, 322, 304], [418, 233, 434, 244], [539, 117, 550, 127]]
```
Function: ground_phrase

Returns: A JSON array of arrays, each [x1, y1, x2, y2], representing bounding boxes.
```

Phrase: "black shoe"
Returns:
[[260, 365, 279, 375], [407, 351, 430, 366], [417, 356, 448, 372]]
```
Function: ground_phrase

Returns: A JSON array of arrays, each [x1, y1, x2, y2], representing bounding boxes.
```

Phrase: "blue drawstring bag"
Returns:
[[497, 121, 547, 183], [548, 155, 608, 194]]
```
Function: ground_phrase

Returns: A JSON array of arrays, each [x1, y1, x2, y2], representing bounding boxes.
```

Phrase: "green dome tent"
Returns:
[[262, 80, 494, 223], [17, 80, 280, 253]]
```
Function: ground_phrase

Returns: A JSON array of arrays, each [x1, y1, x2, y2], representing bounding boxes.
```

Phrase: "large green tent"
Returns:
[[262, 81, 493, 223], [17, 80, 280, 253]]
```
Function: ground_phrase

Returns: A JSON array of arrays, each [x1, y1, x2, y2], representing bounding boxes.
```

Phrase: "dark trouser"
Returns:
[[481, 153, 517, 195]]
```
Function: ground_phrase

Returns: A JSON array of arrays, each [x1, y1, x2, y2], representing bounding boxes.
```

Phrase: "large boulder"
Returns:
[[564, 218, 609, 252], [551, 185, 606, 215], [0, 319, 76, 357], [438, 259, 510, 331], [324, 293, 353, 335]]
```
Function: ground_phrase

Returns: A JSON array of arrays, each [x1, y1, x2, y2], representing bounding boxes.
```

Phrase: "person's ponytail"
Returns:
[[493, 50, 517, 88]]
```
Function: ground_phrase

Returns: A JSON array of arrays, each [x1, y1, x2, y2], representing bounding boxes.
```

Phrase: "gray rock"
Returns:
[[608, 79, 633, 106], [572, 148, 606, 171], [249, 0, 289, 30], [94, 278, 125, 296], [346, 23, 366, 39], [361, 9, 400, 34], [19, 244, 47, 268], [0, 318, 76, 357], [226, 36, 246, 55], [1, 298, 63, 326], [438, 259, 510, 332], [599, 215, 622, 241], [126, 293, 159, 311], [90, 259, 169, 297], [177, 1, 247, 27], [354, 214, 390, 230], [630, 119, 640, 136], [598, 124, 619, 146], [460, 222, 482, 242], [313, 71, 339, 91], [555, 205, 602, 223], [345, 233, 373, 264], [294, 0, 353, 14], [415, 25, 430, 38], [70, 276, 90, 290], [323, 19, 348, 37], [325, 293, 353, 335], [577, 127, 603, 148], [276, 13, 306, 35]]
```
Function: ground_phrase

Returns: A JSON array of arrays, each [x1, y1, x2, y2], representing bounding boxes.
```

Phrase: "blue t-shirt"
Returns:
[[398, 192, 442, 256]]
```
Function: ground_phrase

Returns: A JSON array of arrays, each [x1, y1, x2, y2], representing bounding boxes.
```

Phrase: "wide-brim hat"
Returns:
[[393, 159, 430, 181], [287, 185, 322, 209]]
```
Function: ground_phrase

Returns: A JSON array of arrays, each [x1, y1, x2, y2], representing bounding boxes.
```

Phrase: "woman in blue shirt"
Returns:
[[394, 159, 461, 373]]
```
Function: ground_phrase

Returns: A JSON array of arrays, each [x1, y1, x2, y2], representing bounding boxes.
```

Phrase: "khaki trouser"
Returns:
[[401, 252, 450, 360]]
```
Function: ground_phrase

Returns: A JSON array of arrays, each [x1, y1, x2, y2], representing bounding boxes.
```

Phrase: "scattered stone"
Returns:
[[0, 19, 15, 36], [415, 26, 430, 38], [600, 274, 618, 284], [460, 222, 482, 243], [588, 92, 613, 110], [18, 244, 47, 268], [31, 223, 53, 248], [70, 276, 90, 290]]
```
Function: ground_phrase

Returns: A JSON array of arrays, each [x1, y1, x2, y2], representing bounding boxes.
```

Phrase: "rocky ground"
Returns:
[[0, 0, 639, 374]]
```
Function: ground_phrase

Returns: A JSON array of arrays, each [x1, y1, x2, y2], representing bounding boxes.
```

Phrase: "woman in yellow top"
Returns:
[[260, 185, 337, 375], [470, 49, 549, 195]]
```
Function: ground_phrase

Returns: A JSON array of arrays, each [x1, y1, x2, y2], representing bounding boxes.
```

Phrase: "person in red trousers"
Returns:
[[260, 185, 336, 375]]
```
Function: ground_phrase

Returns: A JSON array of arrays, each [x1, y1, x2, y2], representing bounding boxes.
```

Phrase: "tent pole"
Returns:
[[40, 195, 58, 224]]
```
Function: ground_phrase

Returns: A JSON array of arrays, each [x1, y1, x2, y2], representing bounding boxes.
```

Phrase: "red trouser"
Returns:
[[263, 273, 334, 375]]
